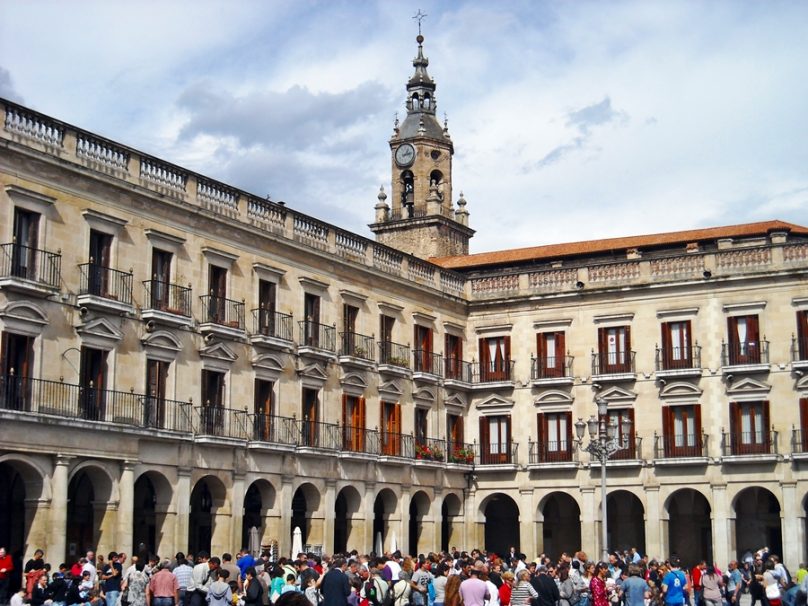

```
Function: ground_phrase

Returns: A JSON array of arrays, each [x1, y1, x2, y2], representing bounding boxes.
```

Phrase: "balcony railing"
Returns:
[[655, 345, 702, 371], [0, 243, 61, 288], [413, 350, 443, 377], [792, 335, 808, 363], [528, 440, 575, 464], [79, 262, 133, 304], [721, 340, 769, 366], [792, 428, 808, 454], [446, 441, 475, 464], [609, 436, 642, 460], [379, 431, 415, 458], [379, 341, 411, 368], [298, 320, 336, 351], [252, 308, 294, 341], [0, 375, 191, 432], [471, 360, 516, 383], [298, 418, 341, 448], [722, 429, 777, 456], [478, 442, 518, 465], [591, 351, 636, 375], [531, 355, 574, 380], [339, 332, 375, 361], [250, 413, 299, 445], [143, 279, 192, 316], [342, 424, 381, 454], [194, 405, 249, 439], [415, 437, 447, 461], [200, 294, 245, 330], [444, 358, 473, 383], [653, 432, 708, 459]]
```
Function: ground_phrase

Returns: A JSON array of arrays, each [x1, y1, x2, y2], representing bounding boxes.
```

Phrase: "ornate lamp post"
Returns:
[[575, 397, 632, 561]]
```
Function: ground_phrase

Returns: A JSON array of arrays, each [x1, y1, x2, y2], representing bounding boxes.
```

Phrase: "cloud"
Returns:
[[0, 66, 23, 103]]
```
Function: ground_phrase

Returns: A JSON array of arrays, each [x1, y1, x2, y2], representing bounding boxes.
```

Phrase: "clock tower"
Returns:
[[369, 34, 474, 259]]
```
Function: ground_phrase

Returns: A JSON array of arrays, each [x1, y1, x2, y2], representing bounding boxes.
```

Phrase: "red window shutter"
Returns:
[[479, 417, 490, 458], [536, 333, 545, 360], [342, 394, 347, 426], [479, 338, 488, 366], [729, 401, 741, 451], [662, 406, 673, 456], [748, 315, 760, 342], [762, 400, 770, 448], [0, 331, 8, 375], [536, 412, 545, 455], [504, 336, 511, 363], [556, 332, 566, 371], [661, 322, 671, 366], [800, 399, 808, 451], [457, 415, 464, 442], [505, 415, 513, 462], [359, 397, 366, 431], [624, 325, 632, 353], [694, 404, 702, 449], [394, 403, 401, 434]]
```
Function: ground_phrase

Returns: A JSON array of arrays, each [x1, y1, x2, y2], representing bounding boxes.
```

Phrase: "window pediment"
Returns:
[[723, 301, 766, 315], [726, 377, 771, 398], [659, 381, 702, 403], [144, 228, 185, 252], [378, 380, 403, 398], [476, 394, 514, 413], [340, 372, 368, 393], [413, 387, 436, 403], [297, 362, 328, 385], [533, 319, 573, 331], [141, 330, 182, 360], [299, 276, 329, 292], [5, 185, 56, 213], [656, 307, 699, 319], [75, 317, 123, 349], [444, 393, 467, 411], [339, 289, 367, 306], [0, 301, 48, 336], [597, 385, 637, 403], [82, 209, 127, 234], [593, 313, 634, 325], [534, 390, 574, 406], [475, 324, 513, 336], [201, 246, 238, 268], [199, 342, 238, 364], [253, 262, 286, 281], [252, 353, 285, 378]]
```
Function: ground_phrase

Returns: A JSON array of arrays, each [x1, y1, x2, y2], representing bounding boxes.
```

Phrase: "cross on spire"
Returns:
[[412, 9, 427, 36]]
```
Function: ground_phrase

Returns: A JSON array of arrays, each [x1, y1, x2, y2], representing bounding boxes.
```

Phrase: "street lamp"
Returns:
[[575, 397, 632, 561]]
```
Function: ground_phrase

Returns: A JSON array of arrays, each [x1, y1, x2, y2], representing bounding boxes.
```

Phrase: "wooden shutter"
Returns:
[[626, 408, 635, 455], [598, 327, 608, 357], [800, 399, 808, 451], [564, 411, 573, 457], [479, 417, 490, 462], [536, 412, 545, 462], [505, 415, 513, 463], [359, 397, 366, 431], [479, 338, 488, 366], [624, 326, 632, 370], [661, 406, 673, 457], [555, 332, 566, 373], [661, 322, 671, 369], [729, 401, 741, 454], [536, 333, 546, 360], [504, 336, 511, 363], [0, 332, 8, 376], [762, 400, 771, 450]]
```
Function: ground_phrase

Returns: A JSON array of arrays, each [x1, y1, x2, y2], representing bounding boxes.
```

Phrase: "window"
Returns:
[[149, 249, 172, 310], [145, 359, 169, 428], [799, 399, 808, 452], [380, 315, 396, 363], [597, 326, 632, 373], [447, 413, 464, 450], [536, 331, 566, 378], [607, 408, 636, 459], [1, 332, 34, 410], [381, 401, 401, 456], [727, 315, 761, 365], [207, 265, 228, 323], [414, 325, 433, 373], [730, 401, 770, 455], [415, 408, 428, 444], [200, 370, 225, 436], [88, 229, 113, 296], [479, 336, 511, 382], [444, 334, 463, 379], [536, 411, 572, 462], [479, 415, 511, 464], [796, 311, 808, 361], [11, 208, 39, 280], [661, 405, 702, 457], [301, 388, 319, 447], [341, 304, 359, 355], [661, 320, 693, 370], [257, 280, 277, 336], [342, 395, 365, 452], [80, 347, 108, 421], [253, 379, 273, 441], [303, 293, 321, 347]]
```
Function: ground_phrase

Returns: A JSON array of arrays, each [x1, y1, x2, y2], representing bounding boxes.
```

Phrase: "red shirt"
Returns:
[[691, 567, 703, 590], [591, 577, 608, 606], [499, 583, 512, 606], [0, 554, 13, 580]]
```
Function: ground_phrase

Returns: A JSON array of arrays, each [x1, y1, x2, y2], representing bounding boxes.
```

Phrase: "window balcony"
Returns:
[[721, 340, 770, 373], [531, 355, 574, 386], [249, 413, 299, 448], [378, 341, 412, 377], [414, 437, 447, 463], [446, 441, 475, 465], [297, 320, 337, 359], [413, 350, 443, 382], [250, 309, 294, 351], [471, 360, 516, 388], [653, 432, 709, 465], [443, 358, 473, 389], [591, 351, 636, 381], [142, 280, 193, 328], [477, 442, 518, 466], [78, 262, 134, 313], [0, 374, 192, 433], [721, 429, 779, 462], [338, 331, 375, 368], [193, 405, 249, 441], [792, 335, 808, 370], [655, 345, 703, 378], [199, 295, 246, 339], [588, 437, 643, 466], [791, 428, 808, 460], [528, 440, 577, 468], [379, 431, 415, 459], [0, 243, 61, 296]]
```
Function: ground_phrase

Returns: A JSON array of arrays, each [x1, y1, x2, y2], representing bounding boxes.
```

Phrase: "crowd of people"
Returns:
[[1, 544, 807, 606]]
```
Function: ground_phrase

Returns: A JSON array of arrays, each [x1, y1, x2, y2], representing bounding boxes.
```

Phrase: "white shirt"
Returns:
[[484, 580, 500, 606], [83, 561, 98, 585]]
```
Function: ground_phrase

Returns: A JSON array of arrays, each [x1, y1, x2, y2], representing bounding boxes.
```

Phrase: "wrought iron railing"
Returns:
[[250, 413, 299, 445], [531, 355, 574, 380], [722, 429, 777, 456], [444, 358, 473, 383], [200, 294, 245, 329], [477, 442, 518, 465], [653, 433, 708, 459], [413, 350, 443, 376], [143, 279, 192, 316], [471, 360, 515, 383], [792, 335, 808, 363], [0, 243, 61, 288], [792, 428, 808, 454], [721, 340, 769, 366], [79, 262, 133, 304], [528, 440, 575, 464], [446, 441, 476, 464], [252, 308, 294, 341], [298, 320, 336, 351], [655, 345, 702, 371], [379, 341, 411, 368], [339, 332, 375, 361], [415, 437, 447, 461], [194, 405, 249, 439], [591, 351, 636, 375], [609, 436, 642, 460], [379, 431, 415, 458]]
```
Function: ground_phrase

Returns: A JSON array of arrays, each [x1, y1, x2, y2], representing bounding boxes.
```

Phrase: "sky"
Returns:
[[1, 0, 807, 254]]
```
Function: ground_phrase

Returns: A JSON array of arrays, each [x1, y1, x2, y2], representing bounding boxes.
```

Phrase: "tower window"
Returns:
[[411, 93, 420, 110], [423, 94, 431, 109], [401, 170, 415, 216]]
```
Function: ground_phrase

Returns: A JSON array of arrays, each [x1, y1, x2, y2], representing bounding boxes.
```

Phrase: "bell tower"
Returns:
[[369, 32, 474, 259]]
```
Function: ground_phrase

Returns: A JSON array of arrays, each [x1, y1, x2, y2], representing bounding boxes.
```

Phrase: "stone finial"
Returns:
[[418, 115, 426, 135], [455, 191, 469, 226], [393, 113, 400, 137], [443, 112, 451, 139], [375, 185, 390, 222]]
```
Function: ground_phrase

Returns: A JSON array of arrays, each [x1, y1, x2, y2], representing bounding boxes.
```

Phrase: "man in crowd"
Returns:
[[148, 560, 180, 606], [320, 557, 351, 606]]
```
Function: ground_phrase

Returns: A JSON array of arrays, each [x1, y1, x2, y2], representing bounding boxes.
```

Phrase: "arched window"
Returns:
[[423, 94, 431, 109], [411, 94, 420, 110], [401, 171, 415, 216], [430, 170, 443, 187]]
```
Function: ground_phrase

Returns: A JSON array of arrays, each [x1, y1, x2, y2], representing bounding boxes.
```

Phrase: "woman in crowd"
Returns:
[[701, 565, 724, 606], [444, 574, 462, 606], [559, 565, 580, 606], [589, 563, 609, 606], [498, 571, 514, 606], [509, 570, 538, 606]]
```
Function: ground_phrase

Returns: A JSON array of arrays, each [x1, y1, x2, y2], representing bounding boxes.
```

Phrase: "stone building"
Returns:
[[1, 35, 808, 570]]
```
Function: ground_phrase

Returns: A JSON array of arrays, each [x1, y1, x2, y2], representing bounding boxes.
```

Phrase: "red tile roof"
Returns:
[[431, 220, 808, 270]]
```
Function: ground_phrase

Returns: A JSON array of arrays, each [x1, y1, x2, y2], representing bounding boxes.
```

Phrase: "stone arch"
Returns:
[[334, 485, 362, 554], [604, 489, 645, 554], [132, 469, 174, 557], [409, 490, 431, 556], [441, 492, 463, 552], [243, 479, 276, 552], [665, 488, 712, 568], [66, 463, 115, 563], [481, 492, 520, 556], [291, 482, 321, 548], [189, 474, 228, 556], [538, 491, 581, 560], [733, 486, 781, 561], [0, 457, 47, 564], [373, 488, 398, 553]]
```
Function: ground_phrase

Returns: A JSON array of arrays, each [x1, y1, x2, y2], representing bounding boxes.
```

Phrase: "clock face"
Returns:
[[395, 143, 415, 167]]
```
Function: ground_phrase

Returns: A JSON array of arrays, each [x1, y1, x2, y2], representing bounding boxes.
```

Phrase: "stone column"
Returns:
[[231, 473, 246, 552], [426, 492, 443, 553], [580, 487, 597, 558], [175, 468, 192, 553], [644, 485, 661, 558], [95, 501, 117, 556], [117, 460, 135, 556], [25, 498, 51, 562], [711, 483, 730, 568], [463, 489, 477, 550], [781, 481, 799, 569], [49, 454, 71, 563], [323, 480, 336, 555], [399, 487, 411, 555], [519, 488, 535, 556], [279, 476, 294, 557], [363, 482, 376, 554]]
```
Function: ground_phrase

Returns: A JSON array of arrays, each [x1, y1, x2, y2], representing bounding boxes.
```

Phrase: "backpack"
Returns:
[[381, 582, 396, 606]]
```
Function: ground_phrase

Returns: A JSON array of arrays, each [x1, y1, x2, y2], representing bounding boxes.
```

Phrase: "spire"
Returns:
[[399, 33, 446, 141]]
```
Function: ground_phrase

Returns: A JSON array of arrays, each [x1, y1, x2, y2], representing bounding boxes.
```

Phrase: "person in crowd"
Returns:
[[173, 554, 194, 606], [0, 548, 14, 606], [497, 571, 513, 606], [319, 558, 350, 606], [764, 560, 783, 606], [444, 575, 462, 606], [700, 565, 723, 606], [123, 560, 150, 606], [590, 563, 609, 606], [147, 560, 179, 606], [620, 565, 648, 606], [391, 572, 412, 606], [206, 570, 232, 606], [509, 570, 537, 606], [661, 558, 688, 606]]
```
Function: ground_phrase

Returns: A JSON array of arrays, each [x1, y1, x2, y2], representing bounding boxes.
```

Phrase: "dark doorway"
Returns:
[[242, 484, 263, 551], [606, 490, 646, 554], [735, 487, 781, 561], [668, 489, 712, 568], [67, 471, 96, 563], [132, 475, 156, 556], [334, 492, 348, 554], [0, 462, 25, 589], [542, 493, 581, 560], [484, 494, 519, 556], [189, 481, 213, 555], [291, 487, 308, 545]]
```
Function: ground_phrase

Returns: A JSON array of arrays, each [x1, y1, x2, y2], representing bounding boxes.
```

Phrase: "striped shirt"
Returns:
[[173, 565, 193, 590], [510, 582, 538, 606]]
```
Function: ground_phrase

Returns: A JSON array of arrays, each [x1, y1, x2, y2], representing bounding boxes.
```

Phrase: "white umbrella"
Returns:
[[292, 526, 303, 557], [249, 525, 261, 556], [375, 531, 383, 555], [390, 529, 398, 553]]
